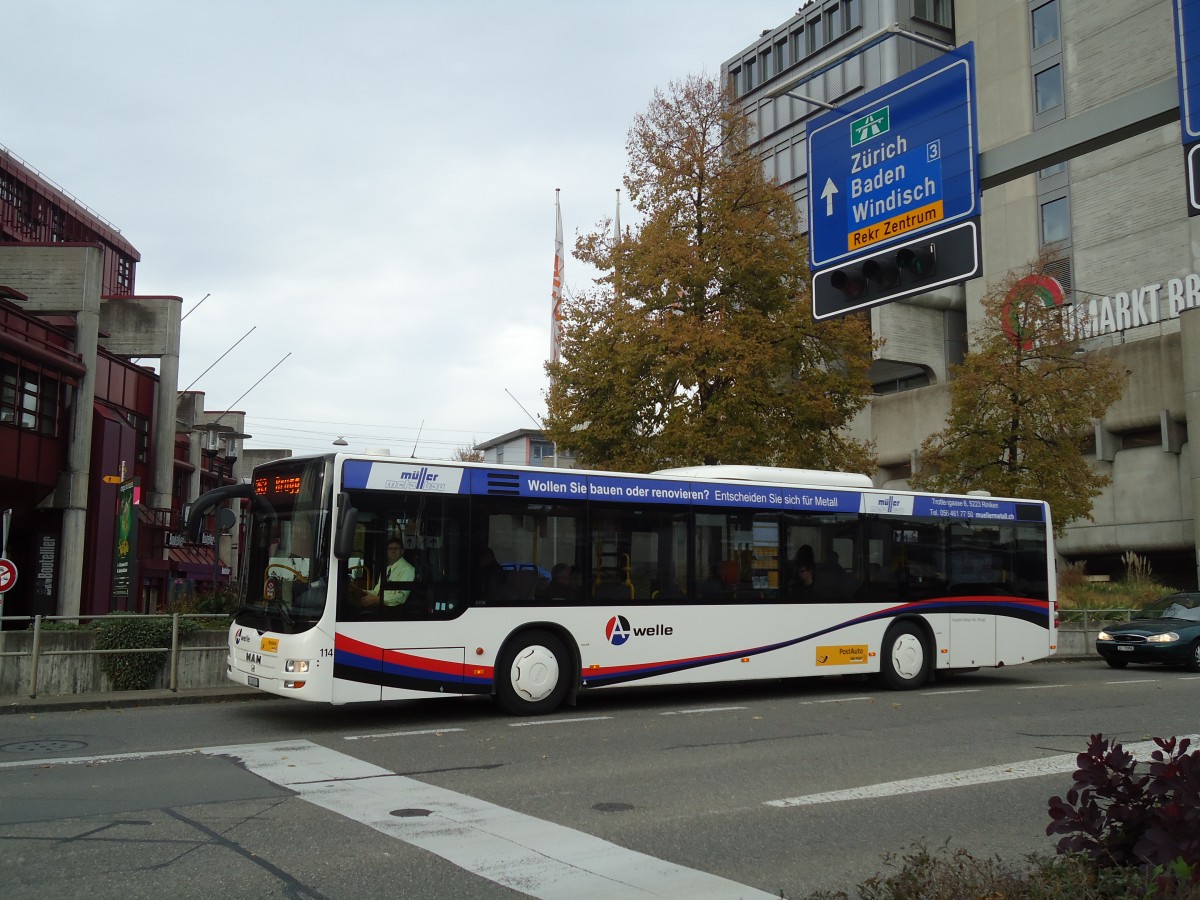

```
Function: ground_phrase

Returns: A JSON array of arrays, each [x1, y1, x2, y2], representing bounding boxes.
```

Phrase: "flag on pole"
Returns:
[[551, 188, 564, 363]]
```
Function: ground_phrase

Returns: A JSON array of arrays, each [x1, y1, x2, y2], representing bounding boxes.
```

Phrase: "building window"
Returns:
[[123, 411, 151, 463], [0, 361, 61, 436], [1031, 0, 1060, 49], [844, 0, 862, 31], [914, 0, 953, 28], [790, 28, 804, 64], [1034, 64, 1063, 114], [116, 254, 134, 293], [806, 16, 823, 56], [774, 39, 788, 73], [826, 7, 841, 41], [1040, 196, 1070, 245]]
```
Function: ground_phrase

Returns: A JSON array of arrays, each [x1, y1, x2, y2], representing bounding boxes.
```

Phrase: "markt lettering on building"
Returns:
[[1066, 273, 1200, 338]]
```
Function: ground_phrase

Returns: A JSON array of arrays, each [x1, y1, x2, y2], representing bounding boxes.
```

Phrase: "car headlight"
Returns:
[[1145, 632, 1179, 644], [285, 659, 311, 673], [1097, 631, 1113, 641]]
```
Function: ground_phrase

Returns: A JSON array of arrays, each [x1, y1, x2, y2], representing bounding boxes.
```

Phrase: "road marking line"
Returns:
[[921, 689, 979, 695], [1015, 684, 1069, 690], [1105, 679, 1158, 685], [765, 734, 1200, 808], [0, 747, 199, 769], [206, 740, 775, 899], [660, 706, 746, 716], [507, 716, 613, 727], [344, 728, 465, 741], [803, 696, 873, 704]]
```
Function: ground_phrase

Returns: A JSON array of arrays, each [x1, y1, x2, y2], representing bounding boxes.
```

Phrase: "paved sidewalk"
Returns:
[[1, 685, 269, 715]]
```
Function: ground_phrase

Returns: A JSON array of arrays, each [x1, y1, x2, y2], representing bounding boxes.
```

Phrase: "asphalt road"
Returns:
[[1, 659, 1197, 899]]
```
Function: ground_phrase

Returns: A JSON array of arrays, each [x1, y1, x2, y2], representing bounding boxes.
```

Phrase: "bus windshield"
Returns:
[[238, 456, 332, 633]]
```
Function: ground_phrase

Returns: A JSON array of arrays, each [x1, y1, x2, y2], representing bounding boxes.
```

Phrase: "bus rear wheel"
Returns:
[[496, 630, 570, 715], [880, 622, 931, 690]]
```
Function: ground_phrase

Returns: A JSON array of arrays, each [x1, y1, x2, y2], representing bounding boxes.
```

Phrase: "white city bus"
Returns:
[[189, 452, 1056, 714]]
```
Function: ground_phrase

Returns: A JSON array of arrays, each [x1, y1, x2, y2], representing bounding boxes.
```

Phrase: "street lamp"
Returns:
[[333, 436, 349, 446]]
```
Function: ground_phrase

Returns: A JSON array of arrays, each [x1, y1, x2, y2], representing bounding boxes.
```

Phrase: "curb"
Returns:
[[1, 686, 270, 715]]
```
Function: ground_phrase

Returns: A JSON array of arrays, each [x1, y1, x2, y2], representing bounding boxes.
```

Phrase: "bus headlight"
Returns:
[[1145, 632, 1179, 643], [285, 659, 311, 673]]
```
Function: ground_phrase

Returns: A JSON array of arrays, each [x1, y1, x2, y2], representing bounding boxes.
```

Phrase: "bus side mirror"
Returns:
[[334, 493, 358, 559]]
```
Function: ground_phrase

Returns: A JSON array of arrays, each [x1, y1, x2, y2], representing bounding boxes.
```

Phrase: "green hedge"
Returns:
[[93, 613, 199, 691]]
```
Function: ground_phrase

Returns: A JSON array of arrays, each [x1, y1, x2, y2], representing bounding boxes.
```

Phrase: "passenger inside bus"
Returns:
[[790, 545, 818, 600], [536, 563, 577, 602], [476, 547, 507, 601]]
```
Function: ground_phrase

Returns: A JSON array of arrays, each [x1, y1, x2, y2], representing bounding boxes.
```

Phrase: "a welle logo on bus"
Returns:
[[605, 614, 673, 646]]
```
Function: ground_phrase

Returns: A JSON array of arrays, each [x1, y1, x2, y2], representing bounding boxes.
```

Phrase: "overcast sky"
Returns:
[[6, 1, 794, 459]]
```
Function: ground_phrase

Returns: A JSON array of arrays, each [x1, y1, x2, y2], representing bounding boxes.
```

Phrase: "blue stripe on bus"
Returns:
[[340, 461, 1045, 523]]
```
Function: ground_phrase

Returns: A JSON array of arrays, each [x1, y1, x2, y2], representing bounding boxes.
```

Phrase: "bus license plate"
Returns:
[[248, 675, 260, 687], [1117, 646, 1134, 652]]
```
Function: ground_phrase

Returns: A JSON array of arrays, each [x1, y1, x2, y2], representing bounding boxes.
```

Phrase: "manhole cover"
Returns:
[[390, 808, 432, 818], [592, 802, 634, 813], [1, 740, 88, 753]]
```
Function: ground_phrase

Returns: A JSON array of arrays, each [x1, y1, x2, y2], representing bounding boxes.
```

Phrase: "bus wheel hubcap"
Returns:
[[891, 634, 924, 680], [511, 645, 560, 702]]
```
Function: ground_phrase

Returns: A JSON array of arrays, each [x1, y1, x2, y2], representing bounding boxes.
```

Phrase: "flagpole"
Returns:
[[551, 188, 564, 364], [613, 188, 621, 301]]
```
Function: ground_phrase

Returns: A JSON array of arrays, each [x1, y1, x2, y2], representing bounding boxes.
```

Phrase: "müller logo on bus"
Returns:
[[605, 614, 674, 646], [384, 466, 446, 492]]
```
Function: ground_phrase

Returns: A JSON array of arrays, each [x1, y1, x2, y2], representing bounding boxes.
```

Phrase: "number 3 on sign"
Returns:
[[927, 141, 942, 162]]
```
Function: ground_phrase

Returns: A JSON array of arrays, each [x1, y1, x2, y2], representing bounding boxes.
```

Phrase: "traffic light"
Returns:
[[896, 244, 936, 279], [829, 243, 937, 303], [811, 219, 982, 320], [829, 268, 867, 299]]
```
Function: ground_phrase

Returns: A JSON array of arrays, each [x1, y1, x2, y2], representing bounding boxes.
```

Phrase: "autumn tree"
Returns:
[[910, 253, 1126, 535], [453, 445, 484, 462], [544, 75, 876, 473]]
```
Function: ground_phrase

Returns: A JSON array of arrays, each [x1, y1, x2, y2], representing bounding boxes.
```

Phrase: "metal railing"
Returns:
[[1057, 608, 1136, 629], [0, 614, 229, 698]]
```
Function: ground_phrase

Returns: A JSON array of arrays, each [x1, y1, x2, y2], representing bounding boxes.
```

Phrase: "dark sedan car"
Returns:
[[1095, 592, 1200, 671]]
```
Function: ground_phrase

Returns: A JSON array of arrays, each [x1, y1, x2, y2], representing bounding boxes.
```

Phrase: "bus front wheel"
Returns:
[[880, 622, 931, 690], [496, 630, 570, 715]]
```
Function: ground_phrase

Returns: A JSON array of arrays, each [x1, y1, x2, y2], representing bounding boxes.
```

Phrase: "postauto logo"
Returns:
[[605, 615, 673, 646]]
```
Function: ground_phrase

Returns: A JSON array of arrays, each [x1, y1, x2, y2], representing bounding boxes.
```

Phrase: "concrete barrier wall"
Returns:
[[0, 629, 228, 697]]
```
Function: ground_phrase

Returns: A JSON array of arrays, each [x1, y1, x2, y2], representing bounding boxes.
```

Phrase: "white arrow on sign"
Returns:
[[821, 177, 839, 216]]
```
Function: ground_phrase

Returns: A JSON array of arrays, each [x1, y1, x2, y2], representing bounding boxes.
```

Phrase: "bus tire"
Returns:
[[496, 630, 570, 715], [880, 621, 931, 690]]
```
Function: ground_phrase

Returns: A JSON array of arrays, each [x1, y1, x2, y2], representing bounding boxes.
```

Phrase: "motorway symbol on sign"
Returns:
[[806, 43, 980, 272], [851, 107, 889, 146]]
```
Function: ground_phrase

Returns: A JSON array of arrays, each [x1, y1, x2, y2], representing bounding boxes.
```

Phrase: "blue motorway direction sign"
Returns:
[[1175, 0, 1200, 144], [806, 43, 980, 271]]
